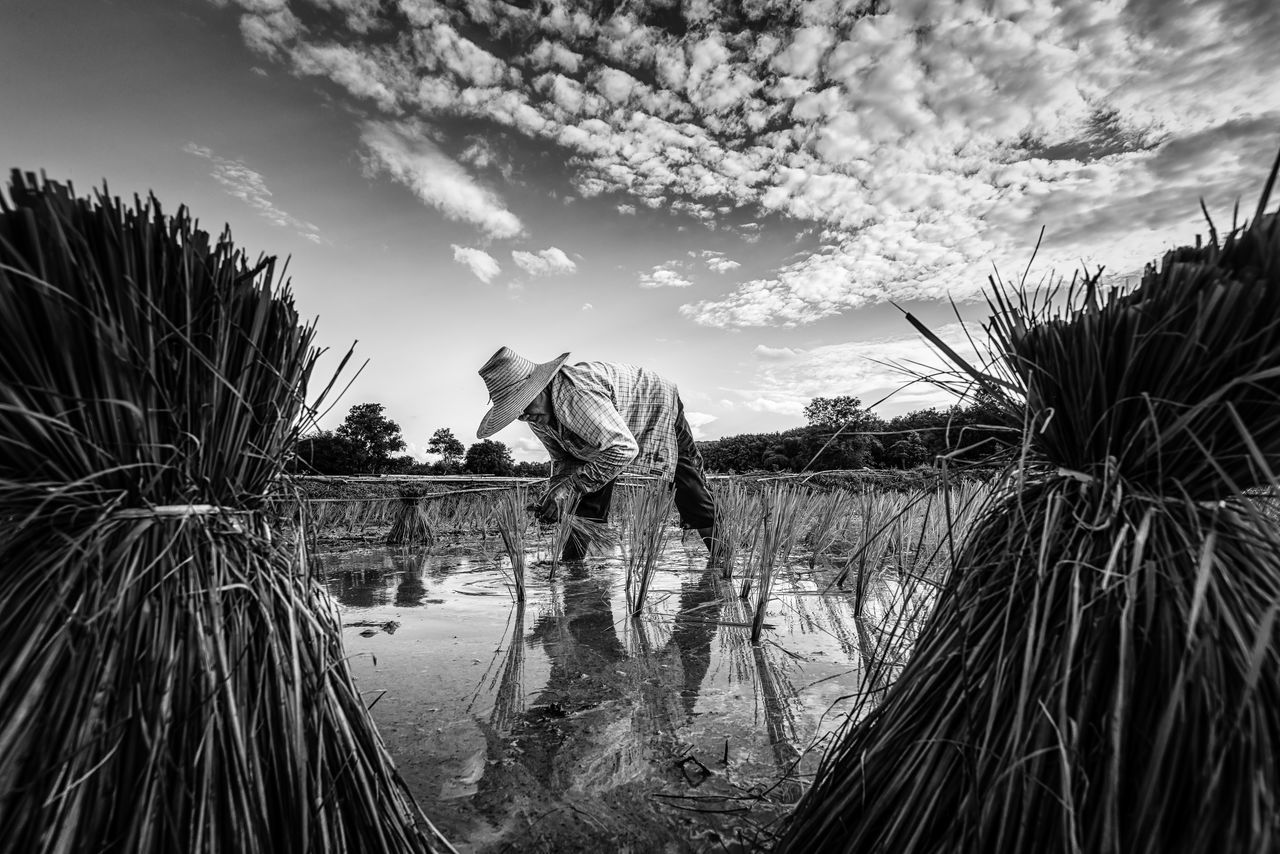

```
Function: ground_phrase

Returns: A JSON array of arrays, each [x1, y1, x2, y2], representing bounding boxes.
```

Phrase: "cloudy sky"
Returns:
[[3, 0, 1277, 461]]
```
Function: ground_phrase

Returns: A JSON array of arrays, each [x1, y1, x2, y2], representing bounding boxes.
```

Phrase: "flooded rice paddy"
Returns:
[[317, 529, 935, 853]]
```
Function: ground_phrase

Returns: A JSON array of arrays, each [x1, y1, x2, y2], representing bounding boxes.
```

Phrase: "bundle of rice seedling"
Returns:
[[833, 488, 910, 614], [0, 172, 449, 852], [622, 483, 676, 614], [492, 486, 529, 601], [738, 484, 808, 643], [387, 490, 434, 546], [803, 488, 852, 570], [540, 489, 615, 569], [778, 155, 1280, 854], [711, 478, 757, 580]]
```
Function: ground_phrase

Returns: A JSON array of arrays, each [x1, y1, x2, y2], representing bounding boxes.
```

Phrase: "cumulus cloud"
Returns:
[[639, 261, 694, 289], [507, 434, 551, 461], [732, 323, 989, 418], [511, 246, 577, 276], [452, 245, 501, 282], [683, 410, 718, 440], [581, 302, 594, 311], [182, 142, 323, 244], [360, 121, 523, 240], [753, 344, 803, 360], [212, 0, 1280, 325], [702, 250, 741, 273]]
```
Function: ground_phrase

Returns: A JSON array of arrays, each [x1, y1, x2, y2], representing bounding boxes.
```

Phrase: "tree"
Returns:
[[290, 430, 363, 475], [803, 395, 870, 429], [464, 439, 515, 476], [335, 403, 405, 473], [513, 460, 552, 477], [427, 427, 466, 471]]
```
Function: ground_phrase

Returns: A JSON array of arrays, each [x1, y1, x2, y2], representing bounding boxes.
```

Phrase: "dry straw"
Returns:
[[779, 153, 1280, 854], [0, 172, 450, 852]]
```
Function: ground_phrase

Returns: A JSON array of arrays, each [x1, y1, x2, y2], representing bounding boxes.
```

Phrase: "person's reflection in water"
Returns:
[[465, 559, 732, 850], [663, 565, 724, 721], [498, 559, 627, 793]]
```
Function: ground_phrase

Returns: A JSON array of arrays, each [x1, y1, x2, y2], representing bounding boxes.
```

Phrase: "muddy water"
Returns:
[[317, 531, 931, 853]]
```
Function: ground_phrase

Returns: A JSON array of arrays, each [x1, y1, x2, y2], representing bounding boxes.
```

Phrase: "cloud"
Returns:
[[360, 121, 523, 239], [639, 260, 694, 289], [511, 246, 577, 276], [213, 0, 1280, 325], [182, 142, 323, 244], [452, 245, 501, 283], [702, 250, 741, 273], [506, 434, 551, 462], [581, 302, 594, 311], [732, 323, 989, 418], [683, 410, 718, 440], [753, 344, 803, 360]]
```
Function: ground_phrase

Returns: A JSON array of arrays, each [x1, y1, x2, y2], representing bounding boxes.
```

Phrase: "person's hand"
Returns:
[[531, 481, 576, 524]]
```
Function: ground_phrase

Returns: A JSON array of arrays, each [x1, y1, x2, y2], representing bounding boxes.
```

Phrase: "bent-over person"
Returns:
[[477, 346, 718, 561]]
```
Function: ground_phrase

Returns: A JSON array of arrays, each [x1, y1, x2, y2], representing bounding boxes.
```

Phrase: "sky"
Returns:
[[2, 0, 1278, 462]]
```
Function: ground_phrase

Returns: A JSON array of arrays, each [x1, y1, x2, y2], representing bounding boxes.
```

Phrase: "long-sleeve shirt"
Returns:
[[528, 361, 681, 493]]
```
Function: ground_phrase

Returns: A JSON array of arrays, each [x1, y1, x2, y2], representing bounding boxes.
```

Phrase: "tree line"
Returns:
[[290, 395, 1010, 477], [696, 394, 1010, 473], [287, 403, 549, 477]]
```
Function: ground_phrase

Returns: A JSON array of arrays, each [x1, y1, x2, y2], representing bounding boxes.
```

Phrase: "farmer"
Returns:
[[477, 346, 718, 562]]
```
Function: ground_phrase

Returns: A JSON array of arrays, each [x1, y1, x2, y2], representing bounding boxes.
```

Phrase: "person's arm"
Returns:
[[555, 381, 638, 494]]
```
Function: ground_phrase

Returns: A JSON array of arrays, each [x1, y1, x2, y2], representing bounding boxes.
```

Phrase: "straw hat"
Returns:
[[476, 346, 570, 438]]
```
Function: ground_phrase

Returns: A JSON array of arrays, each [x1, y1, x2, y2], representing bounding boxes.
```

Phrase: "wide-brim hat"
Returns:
[[476, 346, 570, 439]]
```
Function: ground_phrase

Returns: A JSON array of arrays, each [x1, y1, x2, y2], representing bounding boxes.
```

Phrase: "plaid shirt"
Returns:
[[528, 361, 680, 493]]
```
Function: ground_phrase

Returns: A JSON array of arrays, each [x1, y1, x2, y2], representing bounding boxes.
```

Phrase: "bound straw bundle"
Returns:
[[779, 155, 1280, 854], [0, 173, 448, 852]]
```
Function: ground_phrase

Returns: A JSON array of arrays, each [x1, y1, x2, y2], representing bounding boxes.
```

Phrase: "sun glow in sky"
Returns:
[[3, 0, 1278, 461]]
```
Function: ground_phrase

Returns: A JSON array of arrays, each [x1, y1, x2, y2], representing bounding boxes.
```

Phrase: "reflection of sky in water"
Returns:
[[316, 533, 932, 852]]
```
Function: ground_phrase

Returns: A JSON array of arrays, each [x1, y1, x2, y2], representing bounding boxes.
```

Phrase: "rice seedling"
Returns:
[[622, 483, 677, 615], [738, 484, 809, 643], [491, 486, 529, 601], [802, 488, 853, 570], [387, 489, 434, 546], [778, 154, 1280, 854], [711, 478, 757, 580], [540, 490, 614, 570], [0, 172, 450, 851]]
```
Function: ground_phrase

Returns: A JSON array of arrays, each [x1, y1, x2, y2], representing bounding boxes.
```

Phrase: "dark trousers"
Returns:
[[565, 399, 717, 557]]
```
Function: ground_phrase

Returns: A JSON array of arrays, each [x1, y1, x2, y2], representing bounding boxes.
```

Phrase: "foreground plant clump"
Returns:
[[0, 172, 449, 852], [779, 155, 1280, 854]]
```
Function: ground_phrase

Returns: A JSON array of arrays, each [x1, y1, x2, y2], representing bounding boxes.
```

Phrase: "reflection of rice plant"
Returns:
[[739, 485, 809, 643], [486, 606, 526, 733], [780, 159, 1280, 854], [622, 484, 676, 614], [0, 173, 448, 851], [492, 487, 529, 601]]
